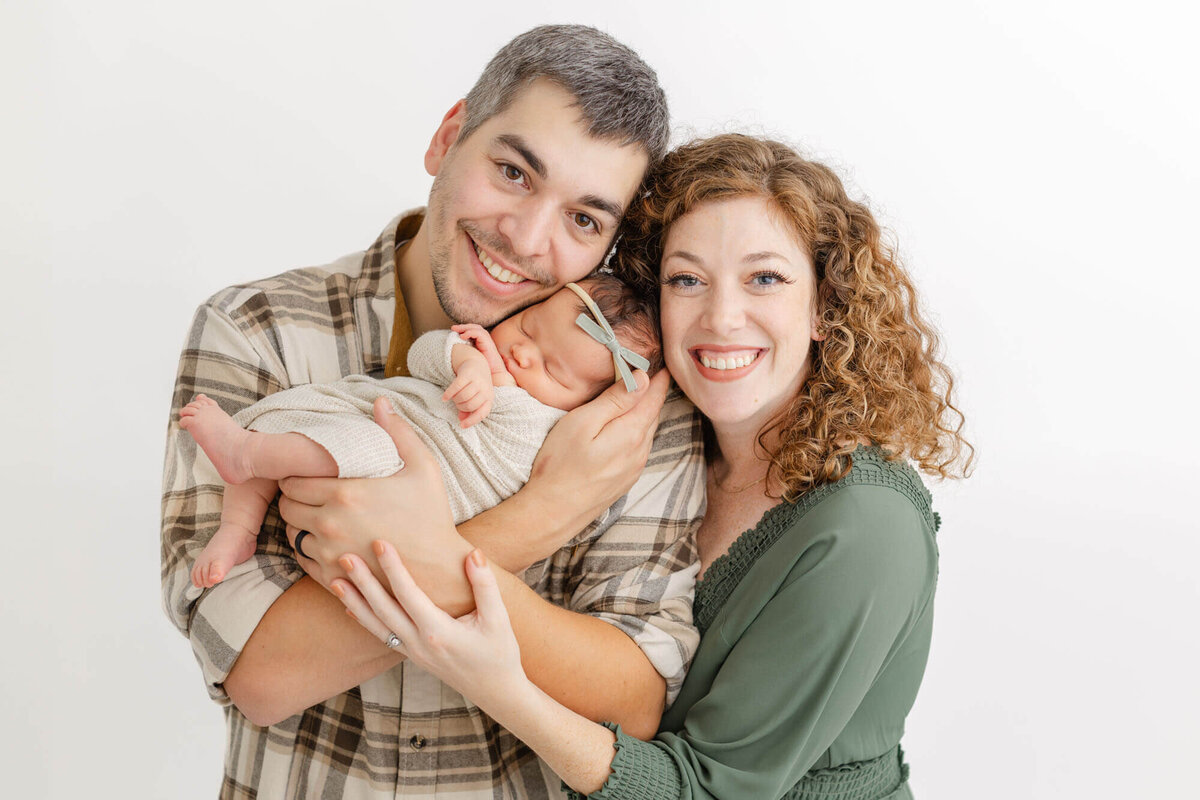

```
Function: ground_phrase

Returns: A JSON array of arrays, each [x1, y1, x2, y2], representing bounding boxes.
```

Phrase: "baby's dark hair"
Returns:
[[573, 274, 663, 375]]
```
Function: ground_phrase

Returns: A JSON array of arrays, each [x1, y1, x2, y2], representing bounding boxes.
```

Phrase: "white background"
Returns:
[[3, 1, 1197, 797]]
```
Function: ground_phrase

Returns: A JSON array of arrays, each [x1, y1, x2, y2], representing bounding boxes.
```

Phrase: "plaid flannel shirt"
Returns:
[[161, 212, 706, 799]]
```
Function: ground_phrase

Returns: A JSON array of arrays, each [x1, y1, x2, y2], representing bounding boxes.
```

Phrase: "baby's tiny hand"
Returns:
[[443, 350, 495, 428], [451, 324, 508, 378]]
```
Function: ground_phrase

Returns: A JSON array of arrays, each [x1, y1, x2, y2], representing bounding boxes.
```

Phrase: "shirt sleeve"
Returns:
[[549, 391, 706, 706], [575, 484, 938, 800], [406, 329, 462, 389], [161, 296, 304, 703]]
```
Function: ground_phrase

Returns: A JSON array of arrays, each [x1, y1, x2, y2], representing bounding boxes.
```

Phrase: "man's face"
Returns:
[[423, 80, 649, 327]]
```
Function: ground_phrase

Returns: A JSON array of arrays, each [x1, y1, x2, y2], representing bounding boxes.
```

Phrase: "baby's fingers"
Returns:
[[443, 375, 476, 402], [459, 400, 491, 428]]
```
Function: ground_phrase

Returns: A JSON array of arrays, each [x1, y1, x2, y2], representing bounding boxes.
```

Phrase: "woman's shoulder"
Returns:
[[779, 446, 939, 538], [697, 448, 939, 627], [772, 447, 940, 594]]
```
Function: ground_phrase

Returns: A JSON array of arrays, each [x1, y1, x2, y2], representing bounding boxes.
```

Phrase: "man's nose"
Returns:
[[499, 199, 555, 260]]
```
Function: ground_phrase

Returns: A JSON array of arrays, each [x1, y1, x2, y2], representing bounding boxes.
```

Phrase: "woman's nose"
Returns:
[[701, 289, 746, 334]]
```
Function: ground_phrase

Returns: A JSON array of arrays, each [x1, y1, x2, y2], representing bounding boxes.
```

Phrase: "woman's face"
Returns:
[[660, 195, 822, 437]]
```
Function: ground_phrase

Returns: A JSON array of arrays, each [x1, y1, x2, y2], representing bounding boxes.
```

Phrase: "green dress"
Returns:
[[569, 447, 940, 800]]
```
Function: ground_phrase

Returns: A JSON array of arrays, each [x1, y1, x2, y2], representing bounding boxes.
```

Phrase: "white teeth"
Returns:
[[475, 244, 523, 284], [699, 353, 757, 370]]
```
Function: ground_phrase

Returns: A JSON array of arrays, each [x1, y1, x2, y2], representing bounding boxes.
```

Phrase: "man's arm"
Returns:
[[236, 374, 699, 734], [162, 296, 306, 704]]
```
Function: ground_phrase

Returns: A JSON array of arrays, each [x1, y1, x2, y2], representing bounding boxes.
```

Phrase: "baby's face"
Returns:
[[489, 288, 617, 411]]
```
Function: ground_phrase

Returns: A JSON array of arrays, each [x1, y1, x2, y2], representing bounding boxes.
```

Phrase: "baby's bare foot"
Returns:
[[179, 394, 256, 484], [192, 524, 259, 588]]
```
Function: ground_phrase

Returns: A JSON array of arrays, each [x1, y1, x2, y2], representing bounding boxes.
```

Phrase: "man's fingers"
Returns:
[[278, 493, 323, 533], [574, 370, 665, 438], [618, 369, 670, 433], [372, 397, 430, 464], [278, 475, 337, 505]]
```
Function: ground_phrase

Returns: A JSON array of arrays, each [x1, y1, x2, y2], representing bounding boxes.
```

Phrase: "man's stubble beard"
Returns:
[[426, 168, 482, 326], [426, 160, 560, 328]]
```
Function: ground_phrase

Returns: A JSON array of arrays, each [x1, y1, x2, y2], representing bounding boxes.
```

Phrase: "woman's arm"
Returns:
[[335, 485, 939, 799], [334, 543, 622, 795]]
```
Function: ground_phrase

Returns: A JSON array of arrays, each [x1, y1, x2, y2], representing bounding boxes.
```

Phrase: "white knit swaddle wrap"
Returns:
[[233, 330, 564, 523]]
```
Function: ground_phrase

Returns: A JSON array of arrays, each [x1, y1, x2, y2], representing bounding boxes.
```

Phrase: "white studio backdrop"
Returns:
[[2, 1, 1196, 797]]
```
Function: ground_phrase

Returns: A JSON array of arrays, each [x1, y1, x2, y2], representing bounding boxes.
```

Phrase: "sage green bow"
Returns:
[[564, 282, 649, 392]]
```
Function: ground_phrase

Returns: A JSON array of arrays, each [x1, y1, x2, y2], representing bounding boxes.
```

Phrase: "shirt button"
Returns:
[[409, 734, 427, 751]]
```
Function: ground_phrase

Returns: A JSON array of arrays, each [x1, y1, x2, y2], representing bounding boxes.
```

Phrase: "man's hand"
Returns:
[[277, 398, 476, 612], [523, 369, 671, 539]]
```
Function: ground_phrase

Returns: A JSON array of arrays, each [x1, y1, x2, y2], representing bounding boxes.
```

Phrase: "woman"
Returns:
[[333, 134, 971, 799]]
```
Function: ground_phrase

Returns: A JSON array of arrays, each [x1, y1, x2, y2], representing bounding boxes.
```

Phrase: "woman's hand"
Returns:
[[278, 398, 475, 612], [332, 541, 529, 710]]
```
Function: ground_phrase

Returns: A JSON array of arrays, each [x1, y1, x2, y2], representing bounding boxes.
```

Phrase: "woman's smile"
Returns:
[[661, 195, 822, 433]]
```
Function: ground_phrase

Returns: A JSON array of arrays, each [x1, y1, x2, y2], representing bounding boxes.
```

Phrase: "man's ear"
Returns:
[[424, 99, 468, 176]]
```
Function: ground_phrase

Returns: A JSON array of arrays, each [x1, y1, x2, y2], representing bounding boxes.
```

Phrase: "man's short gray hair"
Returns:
[[460, 25, 669, 165]]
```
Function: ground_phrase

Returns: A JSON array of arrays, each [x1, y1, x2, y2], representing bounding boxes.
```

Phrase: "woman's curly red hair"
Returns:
[[614, 134, 973, 497]]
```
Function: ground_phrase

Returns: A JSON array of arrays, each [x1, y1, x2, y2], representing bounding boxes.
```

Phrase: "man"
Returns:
[[161, 25, 705, 798]]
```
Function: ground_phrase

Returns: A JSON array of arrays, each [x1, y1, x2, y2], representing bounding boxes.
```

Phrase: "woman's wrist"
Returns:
[[478, 679, 619, 796]]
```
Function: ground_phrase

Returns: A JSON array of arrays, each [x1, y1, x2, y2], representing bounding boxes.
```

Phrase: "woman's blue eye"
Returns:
[[751, 271, 788, 286], [664, 273, 700, 288]]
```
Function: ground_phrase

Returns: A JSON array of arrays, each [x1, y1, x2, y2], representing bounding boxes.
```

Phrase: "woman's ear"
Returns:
[[424, 99, 468, 176]]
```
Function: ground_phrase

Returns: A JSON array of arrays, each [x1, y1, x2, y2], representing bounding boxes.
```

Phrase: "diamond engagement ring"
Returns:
[[384, 633, 402, 649]]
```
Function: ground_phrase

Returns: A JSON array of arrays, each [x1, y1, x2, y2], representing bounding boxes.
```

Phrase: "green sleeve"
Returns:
[[573, 484, 937, 800]]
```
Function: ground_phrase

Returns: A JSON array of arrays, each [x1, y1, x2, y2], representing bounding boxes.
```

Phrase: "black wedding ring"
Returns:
[[294, 530, 313, 559]]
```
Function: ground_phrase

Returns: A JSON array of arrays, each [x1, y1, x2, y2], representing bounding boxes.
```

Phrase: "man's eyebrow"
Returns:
[[579, 193, 624, 223], [495, 134, 624, 222], [495, 134, 546, 179]]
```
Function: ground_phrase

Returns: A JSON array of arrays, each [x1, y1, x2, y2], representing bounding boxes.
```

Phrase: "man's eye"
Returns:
[[502, 164, 525, 183], [572, 212, 597, 233]]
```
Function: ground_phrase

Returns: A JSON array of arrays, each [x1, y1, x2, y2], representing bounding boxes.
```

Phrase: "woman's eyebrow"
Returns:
[[744, 251, 788, 263], [662, 249, 702, 264]]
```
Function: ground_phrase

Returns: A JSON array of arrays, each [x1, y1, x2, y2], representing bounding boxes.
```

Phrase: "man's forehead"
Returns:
[[473, 82, 647, 212]]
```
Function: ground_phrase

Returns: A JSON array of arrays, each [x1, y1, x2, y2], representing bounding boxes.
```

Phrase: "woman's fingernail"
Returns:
[[373, 540, 386, 557], [339, 556, 354, 572], [470, 549, 486, 568], [331, 583, 345, 599]]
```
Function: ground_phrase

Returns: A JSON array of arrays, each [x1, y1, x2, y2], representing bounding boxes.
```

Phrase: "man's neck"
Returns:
[[395, 219, 454, 337]]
